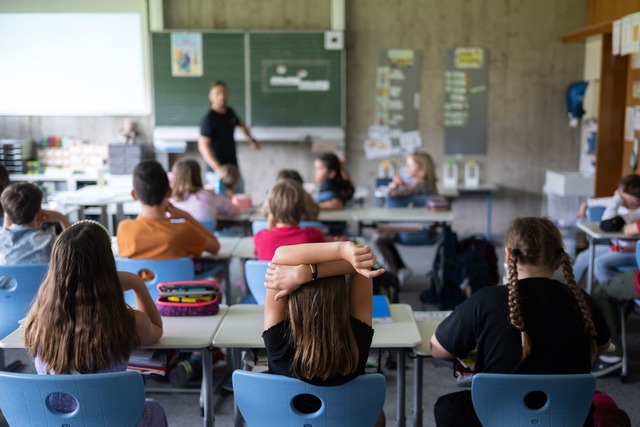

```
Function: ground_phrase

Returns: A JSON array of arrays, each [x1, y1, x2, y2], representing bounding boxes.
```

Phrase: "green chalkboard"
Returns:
[[152, 32, 246, 127], [249, 32, 342, 127]]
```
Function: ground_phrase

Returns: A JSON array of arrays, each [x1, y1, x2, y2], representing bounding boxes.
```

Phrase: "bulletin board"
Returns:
[[443, 48, 489, 155]]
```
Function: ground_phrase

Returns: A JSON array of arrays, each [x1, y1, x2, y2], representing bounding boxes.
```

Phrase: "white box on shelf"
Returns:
[[544, 170, 594, 197]]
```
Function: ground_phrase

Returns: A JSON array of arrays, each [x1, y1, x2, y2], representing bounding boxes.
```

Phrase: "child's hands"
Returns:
[[576, 201, 587, 219], [340, 242, 384, 278], [264, 263, 308, 300], [165, 203, 188, 220], [389, 175, 404, 189]]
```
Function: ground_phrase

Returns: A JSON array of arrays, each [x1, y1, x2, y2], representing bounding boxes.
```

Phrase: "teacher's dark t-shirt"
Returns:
[[199, 107, 240, 170]]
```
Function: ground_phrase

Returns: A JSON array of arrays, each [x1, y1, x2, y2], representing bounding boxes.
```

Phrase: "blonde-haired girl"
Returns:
[[375, 151, 439, 284], [430, 217, 611, 427], [263, 241, 386, 426], [24, 220, 167, 426]]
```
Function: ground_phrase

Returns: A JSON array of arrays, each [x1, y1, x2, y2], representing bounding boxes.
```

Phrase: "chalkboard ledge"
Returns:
[[153, 126, 344, 145]]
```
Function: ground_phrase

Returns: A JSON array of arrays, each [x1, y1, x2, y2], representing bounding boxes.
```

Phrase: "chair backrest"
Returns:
[[586, 205, 606, 222], [471, 373, 596, 427], [115, 257, 195, 306], [200, 219, 217, 233], [0, 370, 144, 427], [233, 371, 386, 427], [252, 219, 268, 235], [0, 263, 49, 340], [244, 260, 269, 304], [386, 194, 430, 208]]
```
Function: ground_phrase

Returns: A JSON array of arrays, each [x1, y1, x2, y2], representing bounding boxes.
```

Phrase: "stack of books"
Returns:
[[127, 349, 169, 376]]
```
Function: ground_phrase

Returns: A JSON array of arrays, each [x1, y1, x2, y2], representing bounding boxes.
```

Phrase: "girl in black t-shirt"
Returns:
[[430, 217, 611, 427], [263, 241, 386, 426]]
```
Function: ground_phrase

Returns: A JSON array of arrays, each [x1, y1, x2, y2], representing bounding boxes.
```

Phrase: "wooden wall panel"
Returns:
[[595, 33, 628, 196], [622, 58, 640, 176], [586, 0, 640, 25]]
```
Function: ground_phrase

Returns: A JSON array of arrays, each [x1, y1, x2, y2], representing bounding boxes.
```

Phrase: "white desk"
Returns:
[[411, 311, 452, 427], [212, 303, 422, 427], [49, 185, 132, 234], [0, 309, 229, 427], [351, 207, 455, 235], [576, 221, 636, 294]]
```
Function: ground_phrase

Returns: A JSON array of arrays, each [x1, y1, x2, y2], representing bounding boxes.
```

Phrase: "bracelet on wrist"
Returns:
[[309, 263, 318, 281]]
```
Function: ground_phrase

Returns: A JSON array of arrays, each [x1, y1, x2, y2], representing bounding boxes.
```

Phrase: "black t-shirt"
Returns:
[[435, 278, 610, 374], [262, 317, 374, 386], [316, 178, 355, 204], [199, 107, 240, 169]]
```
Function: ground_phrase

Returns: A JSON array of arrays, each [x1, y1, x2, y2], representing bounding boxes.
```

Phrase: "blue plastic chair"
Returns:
[[200, 219, 217, 233], [252, 220, 268, 235], [471, 373, 595, 427], [0, 370, 145, 427], [115, 257, 195, 306], [0, 263, 49, 371], [586, 205, 606, 222], [233, 371, 386, 427], [244, 260, 269, 304]]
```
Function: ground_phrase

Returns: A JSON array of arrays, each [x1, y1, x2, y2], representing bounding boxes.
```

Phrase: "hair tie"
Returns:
[[69, 219, 111, 239], [511, 248, 522, 257]]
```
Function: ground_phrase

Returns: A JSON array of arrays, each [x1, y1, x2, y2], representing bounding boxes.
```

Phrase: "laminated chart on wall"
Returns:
[[444, 48, 488, 155], [365, 49, 422, 159]]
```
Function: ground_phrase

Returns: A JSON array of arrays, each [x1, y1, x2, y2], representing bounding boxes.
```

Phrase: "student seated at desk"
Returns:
[[430, 217, 611, 427], [261, 169, 319, 221], [23, 220, 167, 427], [117, 160, 221, 263], [170, 158, 239, 221], [0, 183, 71, 269], [374, 151, 438, 285], [254, 179, 325, 261], [313, 152, 354, 210], [573, 174, 640, 285], [263, 241, 386, 427], [117, 160, 221, 388]]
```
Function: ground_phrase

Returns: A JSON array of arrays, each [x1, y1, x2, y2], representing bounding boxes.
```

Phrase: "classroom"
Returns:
[[1, 0, 640, 426]]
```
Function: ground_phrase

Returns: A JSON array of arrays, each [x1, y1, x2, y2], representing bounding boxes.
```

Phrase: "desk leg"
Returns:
[[396, 349, 406, 427], [114, 202, 125, 231], [412, 356, 423, 427], [224, 259, 232, 305], [587, 238, 595, 294], [485, 192, 492, 241], [202, 347, 214, 427], [231, 348, 243, 427], [99, 206, 109, 233]]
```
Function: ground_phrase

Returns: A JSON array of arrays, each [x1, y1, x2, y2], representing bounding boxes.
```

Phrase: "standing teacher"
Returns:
[[198, 81, 260, 194]]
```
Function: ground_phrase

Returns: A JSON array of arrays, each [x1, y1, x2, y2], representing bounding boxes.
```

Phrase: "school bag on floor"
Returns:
[[423, 227, 499, 309]]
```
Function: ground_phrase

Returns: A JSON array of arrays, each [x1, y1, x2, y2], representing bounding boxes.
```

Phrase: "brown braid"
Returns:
[[559, 252, 598, 362], [506, 251, 532, 359]]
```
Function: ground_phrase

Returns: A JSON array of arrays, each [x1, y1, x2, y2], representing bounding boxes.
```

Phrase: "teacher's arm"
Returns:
[[238, 122, 260, 150], [198, 135, 221, 174]]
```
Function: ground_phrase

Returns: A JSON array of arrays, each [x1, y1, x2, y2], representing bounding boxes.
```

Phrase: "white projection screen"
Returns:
[[0, 13, 150, 116]]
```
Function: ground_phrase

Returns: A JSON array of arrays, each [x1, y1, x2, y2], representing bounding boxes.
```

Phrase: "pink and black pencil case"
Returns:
[[156, 280, 221, 316]]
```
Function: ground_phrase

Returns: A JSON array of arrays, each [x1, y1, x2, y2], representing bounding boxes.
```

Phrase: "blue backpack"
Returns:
[[424, 227, 499, 309]]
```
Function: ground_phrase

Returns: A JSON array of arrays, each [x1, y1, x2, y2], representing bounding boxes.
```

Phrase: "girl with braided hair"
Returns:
[[430, 217, 611, 427]]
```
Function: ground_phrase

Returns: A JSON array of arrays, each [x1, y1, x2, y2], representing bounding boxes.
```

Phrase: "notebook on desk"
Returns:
[[372, 295, 393, 323]]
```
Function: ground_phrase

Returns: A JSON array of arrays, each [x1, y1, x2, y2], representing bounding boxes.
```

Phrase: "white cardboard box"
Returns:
[[544, 170, 594, 197]]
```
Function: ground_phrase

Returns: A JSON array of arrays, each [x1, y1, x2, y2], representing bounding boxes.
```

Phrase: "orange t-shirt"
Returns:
[[117, 217, 206, 260]]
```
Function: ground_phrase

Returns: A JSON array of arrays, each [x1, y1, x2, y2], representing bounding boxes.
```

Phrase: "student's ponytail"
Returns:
[[560, 251, 598, 362], [506, 248, 532, 360]]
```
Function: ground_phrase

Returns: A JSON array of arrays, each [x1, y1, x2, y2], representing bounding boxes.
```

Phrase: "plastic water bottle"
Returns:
[[443, 159, 458, 188]]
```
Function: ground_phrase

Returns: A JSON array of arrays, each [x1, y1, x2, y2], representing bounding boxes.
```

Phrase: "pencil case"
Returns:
[[155, 280, 221, 316]]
